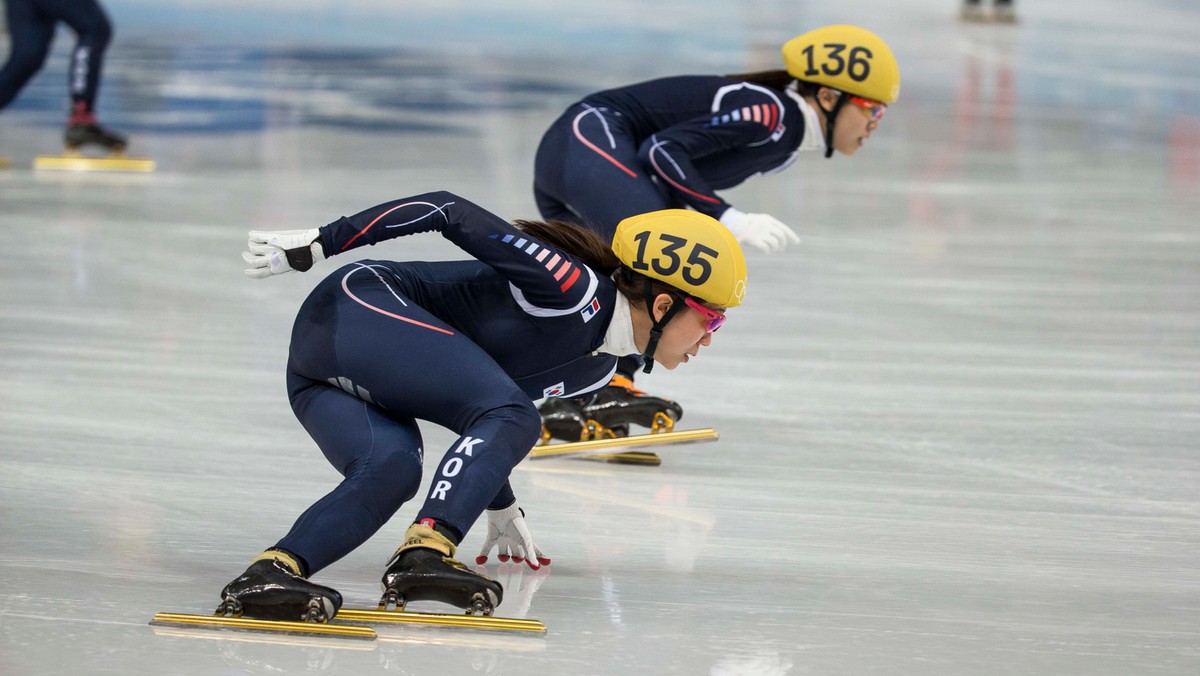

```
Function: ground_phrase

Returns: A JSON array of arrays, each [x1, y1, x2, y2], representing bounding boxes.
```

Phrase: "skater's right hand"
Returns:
[[475, 502, 551, 570], [718, 208, 800, 254], [242, 228, 326, 278]]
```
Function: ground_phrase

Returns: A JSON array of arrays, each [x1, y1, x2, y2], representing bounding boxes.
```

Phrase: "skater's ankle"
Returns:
[[396, 520, 460, 560], [421, 518, 462, 546], [252, 548, 309, 577], [68, 101, 97, 127]]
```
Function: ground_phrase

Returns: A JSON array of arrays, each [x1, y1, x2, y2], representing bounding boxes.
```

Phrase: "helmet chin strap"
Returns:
[[640, 280, 685, 374], [822, 92, 848, 159]]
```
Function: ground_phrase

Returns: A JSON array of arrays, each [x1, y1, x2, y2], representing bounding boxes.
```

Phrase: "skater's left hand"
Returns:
[[475, 502, 551, 570], [718, 208, 800, 254], [242, 228, 325, 278]]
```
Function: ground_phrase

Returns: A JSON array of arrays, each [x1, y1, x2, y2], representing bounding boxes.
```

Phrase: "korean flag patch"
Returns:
[[581, 297, 601, 322], [543, 382, 566, 398]]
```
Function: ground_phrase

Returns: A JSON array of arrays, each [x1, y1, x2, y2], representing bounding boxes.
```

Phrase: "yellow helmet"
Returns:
[[612, 210, 747, 308], [782, 25, 900, 103]]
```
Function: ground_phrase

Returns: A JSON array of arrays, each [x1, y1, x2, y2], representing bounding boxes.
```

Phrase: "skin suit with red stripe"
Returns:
[[276, 191, 622, 574], [533, 75, 808, 239]]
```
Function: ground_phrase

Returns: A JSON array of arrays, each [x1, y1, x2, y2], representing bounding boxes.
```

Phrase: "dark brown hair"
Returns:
[[725, 70, 824, 98], [514, 219, 679, 308]]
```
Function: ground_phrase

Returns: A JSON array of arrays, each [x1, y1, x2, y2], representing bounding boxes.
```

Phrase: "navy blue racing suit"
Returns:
[[534, 75, 809, 376], [533, 75, 809, 240], [274, 191, 623, 574]]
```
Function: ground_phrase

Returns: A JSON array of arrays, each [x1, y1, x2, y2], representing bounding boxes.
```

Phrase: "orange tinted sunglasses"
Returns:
[[847, 96, 887, 123]]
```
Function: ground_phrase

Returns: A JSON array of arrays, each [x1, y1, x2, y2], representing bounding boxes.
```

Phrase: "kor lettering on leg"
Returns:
[[429, 436, 486, 501]]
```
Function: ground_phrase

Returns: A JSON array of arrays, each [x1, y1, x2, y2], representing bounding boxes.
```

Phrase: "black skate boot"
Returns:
[[217, 550, 342, 623], [536, 396, 588, 443], [380, 521, 503, 616], [64, 123, 127, 154], [579, 374, 683, 438]]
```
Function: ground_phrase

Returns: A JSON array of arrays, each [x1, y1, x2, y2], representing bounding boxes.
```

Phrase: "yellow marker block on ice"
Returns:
[[34, 153, 156, 172]]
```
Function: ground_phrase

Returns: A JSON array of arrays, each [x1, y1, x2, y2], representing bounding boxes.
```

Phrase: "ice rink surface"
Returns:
[[1, 1, 1198, 674]]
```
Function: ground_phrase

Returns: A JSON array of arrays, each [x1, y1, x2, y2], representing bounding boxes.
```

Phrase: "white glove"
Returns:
[[718, 208, 800, 254], [242, 228, 325, 279], [474, 503, 550, 570]]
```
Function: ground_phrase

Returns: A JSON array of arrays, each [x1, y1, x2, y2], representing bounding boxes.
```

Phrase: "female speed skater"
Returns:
[[222, 190, 748, 622], [0, 0, 126, 152], [532, 24, 900, 440]]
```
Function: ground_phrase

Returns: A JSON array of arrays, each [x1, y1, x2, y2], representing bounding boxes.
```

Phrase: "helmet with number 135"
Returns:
[[611, 210, 747, 371]]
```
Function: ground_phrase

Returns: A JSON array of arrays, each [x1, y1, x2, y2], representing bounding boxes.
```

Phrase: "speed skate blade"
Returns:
[[581, 451, 663, 466], [337, 608, 547, 634], [34, 154, 156, 172], [529, 428, 718, 460], [150, 612, 376, 640]]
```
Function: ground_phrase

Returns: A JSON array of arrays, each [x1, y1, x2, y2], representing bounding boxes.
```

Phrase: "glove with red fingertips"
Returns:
[[475, 503, 551, 570]]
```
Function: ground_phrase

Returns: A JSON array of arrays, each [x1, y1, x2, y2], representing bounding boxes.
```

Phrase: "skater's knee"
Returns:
[[83, 22, 113, 50], [4, 46, 52, 79], [74, 14, 113, 48], [460, 399, 542, 462], [357, 449, 422, 519], [499, 400, 544, 456]]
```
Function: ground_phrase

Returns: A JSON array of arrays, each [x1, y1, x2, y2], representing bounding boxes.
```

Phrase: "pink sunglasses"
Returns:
[[683, 296, 727, 333]]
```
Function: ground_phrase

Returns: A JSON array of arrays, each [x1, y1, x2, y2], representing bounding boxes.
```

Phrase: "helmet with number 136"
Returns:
[[782, 25, 900, 158]]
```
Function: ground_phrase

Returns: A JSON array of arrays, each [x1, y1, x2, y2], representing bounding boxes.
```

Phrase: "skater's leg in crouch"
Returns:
[[218, 379, 423, 622], [279, 376, 425, 575], [50, 0, 113, 116], [372, 392, 540, 614], [291, 264, 543, 545], [20, 0, 129, 151], [0, 0, 57, 110]]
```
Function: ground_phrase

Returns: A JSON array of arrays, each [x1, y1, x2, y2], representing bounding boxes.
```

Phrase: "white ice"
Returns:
[[1, 1, 1198, 674]]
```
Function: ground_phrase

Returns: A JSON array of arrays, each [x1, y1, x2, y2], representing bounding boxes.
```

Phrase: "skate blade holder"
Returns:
[[339, 608, 547, 634], [378, 589, 495, 616], [587, 451, 662, 466], [528, 427, 718, 462], [581, 410, 673, 441], [149, 612, 377, 640], [34, 150, 155, 173], [589, 411, 677, 464]]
